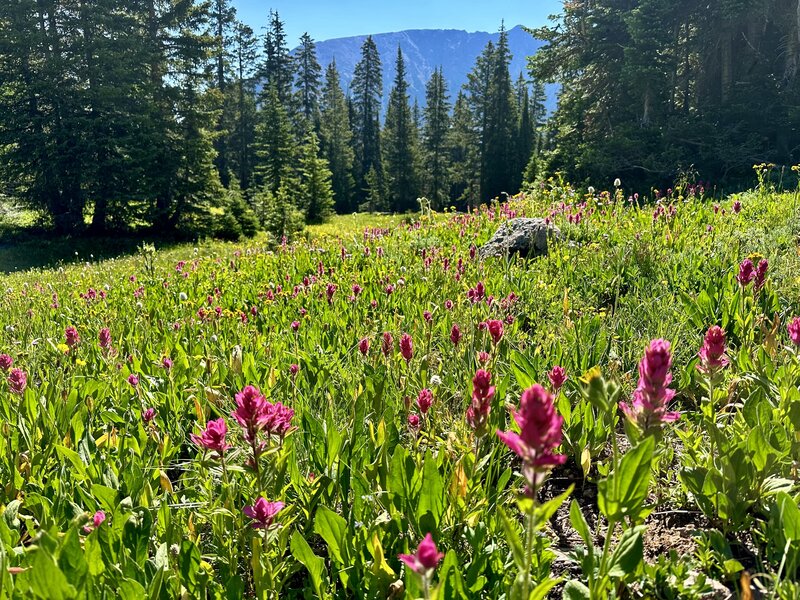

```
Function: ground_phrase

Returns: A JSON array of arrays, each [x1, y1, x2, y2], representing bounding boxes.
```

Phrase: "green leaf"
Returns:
[[22, 548, 77, 599], [313, 505, 347, 565], [530, 578, 561, 600], [605, 527, 643, 578], [561, 579, 590, 600], [417, 450, 444, 530], [498, 507, 525, 569], [534, 484, 574, 526], [598, 437, 654, 523], [569, 500, 593, 552], [290, 530, 327, 598]]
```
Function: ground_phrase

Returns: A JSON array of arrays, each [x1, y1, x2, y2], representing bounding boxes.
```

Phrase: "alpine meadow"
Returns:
[[0, 2, 800, 599]]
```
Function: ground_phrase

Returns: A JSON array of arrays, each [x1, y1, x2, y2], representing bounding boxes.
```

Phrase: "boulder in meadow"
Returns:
[[478, 218, 560, 260]]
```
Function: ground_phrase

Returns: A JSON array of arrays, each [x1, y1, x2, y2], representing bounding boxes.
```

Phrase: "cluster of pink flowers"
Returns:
[[485, 319, 503, 345], [232, 385, 295, 443], [416, 388, 433, 415], [620, 339, 680, 434], [243, 497, 284, 529], [497, 384, 566, 493], [400, 333, 413, 362], [191, 418, 230, 457], [8, 368, 26, 394], [466, 369, 495, 436], [65, 326, 80, 348], [788, 317, 800, 346], [0, 354, 13, 371], [697, 326, 729, 375], [98, 327, 111, 350], [547, 366, 567, 392]]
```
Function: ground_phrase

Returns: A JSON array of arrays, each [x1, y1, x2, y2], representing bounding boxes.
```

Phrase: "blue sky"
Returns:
[[233, 0, 562, 45]]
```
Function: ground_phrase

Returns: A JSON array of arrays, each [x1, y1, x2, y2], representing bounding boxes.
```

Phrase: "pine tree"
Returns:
[[320, 61, 355, 213], [383, 47, 419, 212], [227, 22, 259, 190], [260, 10, 293, 108], [449, 90, 480, 210], [297, 132, 335, 224], [294, 33, 322, 134], [422, 67, 451, 209], [254, 84, 294, 194], [515, 73, 534, 186], [210, 0, 236, 187], [351, 35, 383, 206], [483, 24, 518, 199]]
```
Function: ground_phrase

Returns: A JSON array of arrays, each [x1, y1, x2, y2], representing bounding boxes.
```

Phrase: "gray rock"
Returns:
[[478, 218, 560, 260]]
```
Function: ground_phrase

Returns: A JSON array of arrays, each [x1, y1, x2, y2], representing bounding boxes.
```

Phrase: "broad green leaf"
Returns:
[[417, 450, 444, 529], [561, 579, 590, 600], [569, 500, 593, 552], [598, 437, 654, 523], [497, 507, 525, 569], [290, 530, 328, 598], [313, 505, 348, 565], [605, 527, 643, 578]]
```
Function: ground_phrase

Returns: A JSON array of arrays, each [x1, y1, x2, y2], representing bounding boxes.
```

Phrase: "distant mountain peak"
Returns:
[[304, 26, 556, 114]]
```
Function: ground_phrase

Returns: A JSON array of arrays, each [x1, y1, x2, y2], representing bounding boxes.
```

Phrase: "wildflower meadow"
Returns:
[[1, 180, 800, 599]]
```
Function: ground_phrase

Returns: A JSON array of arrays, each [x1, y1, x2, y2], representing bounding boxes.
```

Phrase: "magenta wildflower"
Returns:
[[142, 407, 156, 423], [65, 326, 80, 348], [733, 200, 742, 214], [0, 354, 12, 371], [243, 497, 284, 529], [400, 333, 413, 362], [477, 351, 490, 364], [93, 510, 106, 528], [497, 384, 566, 491], [754, 258, 768, 292], [358, 337, 370, 355], [697, 326, 729, 374], [548, 366, 567, 392], [8, 368, 26, 394], [466, 369, 495, 435], [127, 374, 139, 387], [788, 317, 800, 346], [417, 388, 433, 414], [232, 385, 268, 442], [382, 332, 394, 357], [98, 328, 111, 350], [737, 259, 755, 287], [450, 323, 462, 346], [289, 363, 299, 377], [262, 401, 295, 439], [191, 418, 229, 456], [486, 319, 504, 345], [620, 339, 680, 434], [408, 413, 420, 429], [291, 321, 300, 332], [399, 533, 444, 576]]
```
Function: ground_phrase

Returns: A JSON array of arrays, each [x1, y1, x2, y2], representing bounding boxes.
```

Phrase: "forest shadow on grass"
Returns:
[[0, 227, 191, 273]]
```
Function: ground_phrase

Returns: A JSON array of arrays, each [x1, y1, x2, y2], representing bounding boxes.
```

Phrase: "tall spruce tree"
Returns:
[[320, 61, 355, 213], [260, 10, 293, 108], [227, 22, 259, 190], [254, 84, 294, 194], [449, 90, 481, 210], [351, 35, 383, 206], [294, 33, 322, 134], [422, 67, 451, 209], [210, 0, 236, 187], [297, 132, 335, 224], [383, 47, 419, 212], [483, 24, 518, 199]]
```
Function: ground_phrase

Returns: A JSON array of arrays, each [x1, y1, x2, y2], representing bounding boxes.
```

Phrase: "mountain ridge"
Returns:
[[302, 25, 556, 114]]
